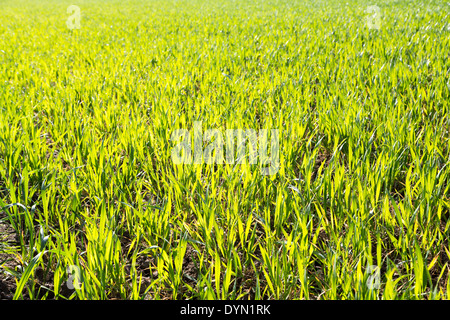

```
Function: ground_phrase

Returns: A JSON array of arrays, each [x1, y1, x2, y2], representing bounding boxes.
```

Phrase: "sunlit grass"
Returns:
[[0, 0, 449, 300]]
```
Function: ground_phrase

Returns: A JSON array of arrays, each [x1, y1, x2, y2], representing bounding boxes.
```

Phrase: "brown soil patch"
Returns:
[[0, 212, 19, 300]]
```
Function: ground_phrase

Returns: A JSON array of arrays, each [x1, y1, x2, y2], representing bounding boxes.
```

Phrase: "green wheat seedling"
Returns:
[[0, 0, 449, 300]]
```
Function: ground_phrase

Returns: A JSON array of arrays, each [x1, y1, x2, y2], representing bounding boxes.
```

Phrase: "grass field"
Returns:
[[0, 0, 449, 300]]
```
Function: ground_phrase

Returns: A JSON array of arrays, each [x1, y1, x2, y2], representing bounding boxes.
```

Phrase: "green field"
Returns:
[[0, 0, 449, 300]]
